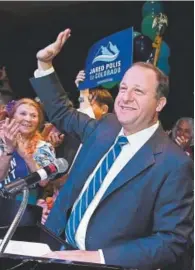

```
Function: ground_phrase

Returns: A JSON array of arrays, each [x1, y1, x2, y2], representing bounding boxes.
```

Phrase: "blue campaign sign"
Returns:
[[79, 27, 133, 90]]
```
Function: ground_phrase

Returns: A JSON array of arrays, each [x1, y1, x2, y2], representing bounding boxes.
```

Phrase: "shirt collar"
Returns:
[[117, 121, 159, 148]]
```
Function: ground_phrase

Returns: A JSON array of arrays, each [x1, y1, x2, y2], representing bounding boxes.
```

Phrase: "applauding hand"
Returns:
[[2, 118, 20, 153]]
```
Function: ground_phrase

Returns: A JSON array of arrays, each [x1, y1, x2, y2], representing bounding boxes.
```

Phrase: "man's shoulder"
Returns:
[[100, 113, 120, 125]]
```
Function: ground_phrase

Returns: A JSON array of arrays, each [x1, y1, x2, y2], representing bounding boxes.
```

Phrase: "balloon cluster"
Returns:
[[134, 1, 170, 75]]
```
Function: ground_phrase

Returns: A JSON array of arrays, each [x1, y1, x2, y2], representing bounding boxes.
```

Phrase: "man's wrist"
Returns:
[[34, 66, 55, 78], [38, 60, 53, 71]]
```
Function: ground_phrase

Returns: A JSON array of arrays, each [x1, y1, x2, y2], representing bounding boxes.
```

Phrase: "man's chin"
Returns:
[[118, 118, 134, 127]]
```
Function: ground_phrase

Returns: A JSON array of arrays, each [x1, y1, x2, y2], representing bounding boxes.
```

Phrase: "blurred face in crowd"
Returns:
[[114, 65, 166, 135], [88, 93, 108, 120], [90, 100, 108, 120], [175, 120, 193, 146], [13, 104, 39, 136]]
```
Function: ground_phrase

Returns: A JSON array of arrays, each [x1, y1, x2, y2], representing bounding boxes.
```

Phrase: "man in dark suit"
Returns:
[[30, 29, 193, 269]]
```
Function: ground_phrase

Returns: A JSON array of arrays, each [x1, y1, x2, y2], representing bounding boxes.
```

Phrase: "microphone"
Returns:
[[2, 158, 68, 195]]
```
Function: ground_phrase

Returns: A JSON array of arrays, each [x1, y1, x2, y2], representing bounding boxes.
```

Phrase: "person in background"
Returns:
[[30, 29, 193, 269], [170, 117, 194, 159], [76, 70, 114, 119], [0, 98, 56, 205]]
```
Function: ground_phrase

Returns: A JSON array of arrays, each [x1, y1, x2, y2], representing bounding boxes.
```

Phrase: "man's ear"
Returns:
[[101, 104, 109, 115], [156, 97, 167, 113]]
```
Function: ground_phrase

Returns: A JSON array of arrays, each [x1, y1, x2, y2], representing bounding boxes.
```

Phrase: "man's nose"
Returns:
[[123, 90, 134, 102]]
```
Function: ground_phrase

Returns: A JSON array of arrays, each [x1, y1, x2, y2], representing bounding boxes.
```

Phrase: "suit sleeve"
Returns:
[[102, 159, 194, 269], [30, 72, 98, 143]]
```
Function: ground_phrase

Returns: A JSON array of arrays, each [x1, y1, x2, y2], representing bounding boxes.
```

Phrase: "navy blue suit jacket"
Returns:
[[31, 73, 193, 270]]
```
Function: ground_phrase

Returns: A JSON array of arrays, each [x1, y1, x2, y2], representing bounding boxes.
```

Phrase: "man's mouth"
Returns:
[[120, 105, 136, 111]]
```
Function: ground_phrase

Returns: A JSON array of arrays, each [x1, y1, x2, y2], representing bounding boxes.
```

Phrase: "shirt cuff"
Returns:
[[98, 249, 105, 264], [34, 66, 55, 78], [77, 107, 96, 119]]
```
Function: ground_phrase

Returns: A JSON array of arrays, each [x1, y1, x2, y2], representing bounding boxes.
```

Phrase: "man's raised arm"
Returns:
[[30, 29, 98, 143]]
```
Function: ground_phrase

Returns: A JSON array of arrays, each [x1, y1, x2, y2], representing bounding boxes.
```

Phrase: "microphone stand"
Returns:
[[0, 186, 29, 254]]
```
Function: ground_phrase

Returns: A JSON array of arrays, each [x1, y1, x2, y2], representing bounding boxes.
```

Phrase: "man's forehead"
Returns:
[[121, 65, 157, 85], [125, 65, 156, 76]]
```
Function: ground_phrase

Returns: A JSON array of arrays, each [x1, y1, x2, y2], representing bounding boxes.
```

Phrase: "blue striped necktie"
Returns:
[[65, 135, 128, 247]]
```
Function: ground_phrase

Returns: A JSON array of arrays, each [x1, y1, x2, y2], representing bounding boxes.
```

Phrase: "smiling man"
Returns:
[[30, 29, 193, 270], [115, 62, 166, 135]]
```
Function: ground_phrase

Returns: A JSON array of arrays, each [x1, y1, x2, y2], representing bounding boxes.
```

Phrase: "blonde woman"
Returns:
[[0, 98, 56, 204]]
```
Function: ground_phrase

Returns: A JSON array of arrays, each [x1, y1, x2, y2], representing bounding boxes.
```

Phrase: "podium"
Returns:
[[0, 197, 125, 269], [0, 196, 71, 251], [0, 254, 124, 270]]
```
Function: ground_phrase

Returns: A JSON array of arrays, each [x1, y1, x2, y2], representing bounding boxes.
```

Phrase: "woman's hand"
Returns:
[[16, 134, 40, 173], [2, 118, 20, 153]]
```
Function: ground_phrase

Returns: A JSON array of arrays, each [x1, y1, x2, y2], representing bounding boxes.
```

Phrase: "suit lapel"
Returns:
[[100, 126, 166, 203]]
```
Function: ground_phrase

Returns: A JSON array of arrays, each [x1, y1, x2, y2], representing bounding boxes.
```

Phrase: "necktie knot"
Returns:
[[116, 136, 128, 147]]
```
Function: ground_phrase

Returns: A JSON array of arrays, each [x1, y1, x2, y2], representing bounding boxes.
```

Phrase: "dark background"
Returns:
[[0, 1, 193, 129]]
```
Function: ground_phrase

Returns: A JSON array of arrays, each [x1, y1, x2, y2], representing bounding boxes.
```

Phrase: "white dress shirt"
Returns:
[[34, 67, 159, 264]]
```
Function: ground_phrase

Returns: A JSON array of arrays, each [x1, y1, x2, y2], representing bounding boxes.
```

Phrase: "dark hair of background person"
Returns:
[[89, 88, 114, 113]]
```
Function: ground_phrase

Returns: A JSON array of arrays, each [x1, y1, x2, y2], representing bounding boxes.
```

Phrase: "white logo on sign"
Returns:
[[92, 42, 120, 64]]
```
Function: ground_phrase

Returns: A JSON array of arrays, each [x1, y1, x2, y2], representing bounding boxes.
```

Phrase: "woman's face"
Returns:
[[13, 104, 39, 136]]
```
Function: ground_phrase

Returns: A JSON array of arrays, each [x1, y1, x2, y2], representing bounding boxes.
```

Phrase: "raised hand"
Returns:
[[36, 29, 71, 63], [75, 70, 86, 87], [1, 118, 20, 153]]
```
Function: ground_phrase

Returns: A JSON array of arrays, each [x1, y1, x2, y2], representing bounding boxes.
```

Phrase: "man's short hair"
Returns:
[[89, 88, 114, 113], [133, 62, 169, 99]]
